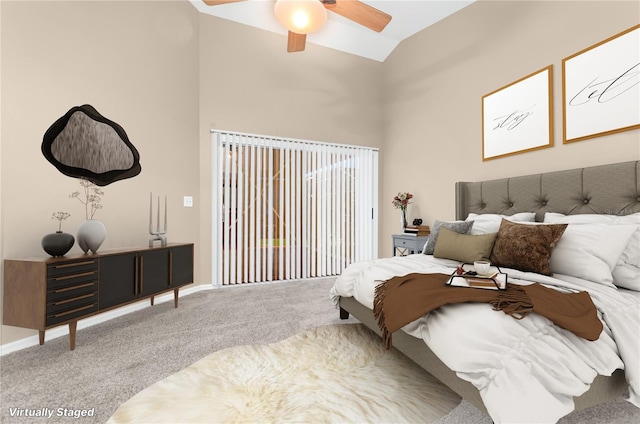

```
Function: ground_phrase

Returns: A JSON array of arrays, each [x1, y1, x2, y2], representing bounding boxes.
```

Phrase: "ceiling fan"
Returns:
[[202, 0, 392, 52]]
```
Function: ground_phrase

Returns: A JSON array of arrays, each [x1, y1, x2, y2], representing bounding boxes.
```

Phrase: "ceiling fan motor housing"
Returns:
[[203, 0, 392, 53]]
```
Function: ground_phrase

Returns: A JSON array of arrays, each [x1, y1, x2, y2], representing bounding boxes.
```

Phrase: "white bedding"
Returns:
[[330, 254, 640, 424]]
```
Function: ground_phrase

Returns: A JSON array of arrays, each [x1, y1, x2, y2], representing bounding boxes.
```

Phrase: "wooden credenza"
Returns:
[[3, 243, 193, 350]]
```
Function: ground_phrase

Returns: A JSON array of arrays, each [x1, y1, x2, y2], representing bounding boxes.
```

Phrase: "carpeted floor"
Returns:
[[1, 277, 638, 423], [1, 278, 349, 423]]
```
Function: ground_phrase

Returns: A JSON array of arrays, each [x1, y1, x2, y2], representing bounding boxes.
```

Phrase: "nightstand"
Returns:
[[392, 234, 430, 256]]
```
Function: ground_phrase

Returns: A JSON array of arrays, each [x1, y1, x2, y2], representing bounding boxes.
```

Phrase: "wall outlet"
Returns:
[[183, 196, 193, 207]]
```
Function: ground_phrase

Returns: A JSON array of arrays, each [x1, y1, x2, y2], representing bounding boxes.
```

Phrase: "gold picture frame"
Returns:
[[562, 24, 640, 143], [482, 66, 554, 161]]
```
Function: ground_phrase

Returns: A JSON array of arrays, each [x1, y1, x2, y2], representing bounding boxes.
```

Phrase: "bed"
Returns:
[[332, 160, 640, 423]]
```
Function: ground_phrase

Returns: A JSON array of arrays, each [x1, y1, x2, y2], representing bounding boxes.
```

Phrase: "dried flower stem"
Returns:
[[52, 211, 71, 232], [70, 180, 104, 220]]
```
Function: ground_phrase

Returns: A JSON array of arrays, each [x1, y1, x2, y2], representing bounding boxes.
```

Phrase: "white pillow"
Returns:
[[548, 222, 636, 287], [466, 212, 536, 235], [545, 212, 640, 290]]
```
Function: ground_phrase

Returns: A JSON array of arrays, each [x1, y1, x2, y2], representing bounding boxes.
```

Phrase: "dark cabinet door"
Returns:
[[139, 249, 170, 297], [170, 244, 193, 287], [99, 253, 137, 310], [98, 245, 191, 312]]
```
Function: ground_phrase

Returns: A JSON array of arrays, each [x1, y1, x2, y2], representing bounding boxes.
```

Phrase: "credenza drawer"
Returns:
[[47, 259, 98, 278], [47, 280, 98, 302], [47, 270, 98, 290], [46, 302, 98, 326], [47, 291, 99, 315]]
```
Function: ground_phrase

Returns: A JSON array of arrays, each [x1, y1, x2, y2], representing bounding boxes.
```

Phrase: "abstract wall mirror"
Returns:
[[42, 104, 141, 186]]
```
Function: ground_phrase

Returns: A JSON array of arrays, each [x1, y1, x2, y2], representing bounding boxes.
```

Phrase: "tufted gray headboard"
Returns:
[[456, 161, 640, 222]]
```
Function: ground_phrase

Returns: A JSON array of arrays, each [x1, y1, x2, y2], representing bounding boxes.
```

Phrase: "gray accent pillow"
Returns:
[[423, 219, 474, 255]]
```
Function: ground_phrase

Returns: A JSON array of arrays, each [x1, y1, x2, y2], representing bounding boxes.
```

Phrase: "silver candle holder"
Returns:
[[149, 192, 167, 247]]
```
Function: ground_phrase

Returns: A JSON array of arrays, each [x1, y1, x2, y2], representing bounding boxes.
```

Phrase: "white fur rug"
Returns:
[[108, 324, 461, 423]]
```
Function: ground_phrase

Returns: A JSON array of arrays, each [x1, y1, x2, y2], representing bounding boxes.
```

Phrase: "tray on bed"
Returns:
[[446, 263, 507, 290]]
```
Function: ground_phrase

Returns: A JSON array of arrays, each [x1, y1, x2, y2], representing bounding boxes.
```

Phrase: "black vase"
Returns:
[[42, 231, 75, 257]]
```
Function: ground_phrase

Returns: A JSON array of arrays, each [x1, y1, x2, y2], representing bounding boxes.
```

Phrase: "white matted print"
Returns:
[[482, 66, 553, 161], [563, 25, 640, 143]]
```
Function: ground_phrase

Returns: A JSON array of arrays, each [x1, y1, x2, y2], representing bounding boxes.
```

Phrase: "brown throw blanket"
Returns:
[[373, 273, 603, 349]]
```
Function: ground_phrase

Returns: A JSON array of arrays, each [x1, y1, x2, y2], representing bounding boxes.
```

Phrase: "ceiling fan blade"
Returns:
[[202, 0, 246, 6], [324, 0, 391, 33], [287, 31, 307, 52]]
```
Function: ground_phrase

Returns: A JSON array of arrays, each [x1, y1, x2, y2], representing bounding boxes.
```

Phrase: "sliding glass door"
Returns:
[[212, 130, 378, 285]]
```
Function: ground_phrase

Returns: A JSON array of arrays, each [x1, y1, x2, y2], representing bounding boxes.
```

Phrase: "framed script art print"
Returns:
[[563, 24, 640, 143], [482, 66, 553, 161]]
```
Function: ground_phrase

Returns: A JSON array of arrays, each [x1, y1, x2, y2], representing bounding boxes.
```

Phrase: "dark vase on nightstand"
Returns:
[[42, 231, 75, 257]]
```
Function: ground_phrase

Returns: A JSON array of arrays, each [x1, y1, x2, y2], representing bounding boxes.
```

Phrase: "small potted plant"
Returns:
[[69, 180, 103, 220], [41, 211, 75, 257]]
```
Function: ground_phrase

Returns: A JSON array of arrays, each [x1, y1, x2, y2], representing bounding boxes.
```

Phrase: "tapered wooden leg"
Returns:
[[69, 321, 77, 350], [39, 330, 45, 345], [150, 296, 155, 306], [174, 289, 179, 308]]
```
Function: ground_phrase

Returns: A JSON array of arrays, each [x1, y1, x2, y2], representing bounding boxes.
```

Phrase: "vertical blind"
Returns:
[[212, 130, 378, 286]]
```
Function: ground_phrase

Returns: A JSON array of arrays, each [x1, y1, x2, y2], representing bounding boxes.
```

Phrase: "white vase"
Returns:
[[77, 219, 106, 254]]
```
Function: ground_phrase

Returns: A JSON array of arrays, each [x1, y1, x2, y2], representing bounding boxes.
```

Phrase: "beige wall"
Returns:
[[1, 0, 638, 347], [0, 0, 201, 344], [196, 13, 383, 285], [380, 0, 640, 255], [0, 1, 382, 345]]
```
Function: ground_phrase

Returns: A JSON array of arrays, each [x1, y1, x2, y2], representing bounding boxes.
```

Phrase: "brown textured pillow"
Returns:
[[490, 219, 567, 276], [433, 227, 497, 263]]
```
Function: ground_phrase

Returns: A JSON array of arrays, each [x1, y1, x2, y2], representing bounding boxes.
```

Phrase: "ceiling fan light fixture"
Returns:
[[274, 0, 327, 34]]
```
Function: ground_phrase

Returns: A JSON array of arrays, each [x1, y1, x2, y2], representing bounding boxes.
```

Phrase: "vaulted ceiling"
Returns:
[[190, 0, 476, 62]]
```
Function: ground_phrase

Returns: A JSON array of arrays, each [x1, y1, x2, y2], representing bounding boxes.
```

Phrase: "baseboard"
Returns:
[[0, 283, 215, 356]]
